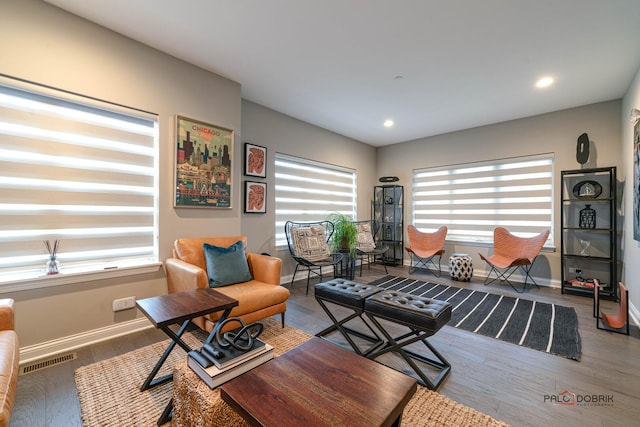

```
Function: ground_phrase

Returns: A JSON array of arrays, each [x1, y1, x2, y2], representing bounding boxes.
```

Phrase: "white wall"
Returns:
[[621, 63, 640, 319], [376, 101, 623, 287], [0, 0, 242, 350]]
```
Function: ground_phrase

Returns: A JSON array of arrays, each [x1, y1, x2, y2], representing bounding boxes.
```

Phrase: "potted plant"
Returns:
[[327, 212, 358, 257]]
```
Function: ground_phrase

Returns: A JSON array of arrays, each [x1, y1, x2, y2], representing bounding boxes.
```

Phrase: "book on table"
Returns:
[[188, 342, 274, 389], [201, 336, 268, 369]]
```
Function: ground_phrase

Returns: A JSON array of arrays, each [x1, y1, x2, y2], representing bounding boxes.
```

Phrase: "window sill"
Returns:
[[0, 262, 163, 294]]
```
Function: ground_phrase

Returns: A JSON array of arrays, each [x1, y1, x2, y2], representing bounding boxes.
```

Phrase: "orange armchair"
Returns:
[[0, 299, 18, 427], [480, 227, 549, 293], [405, 225, 447, 276], [165, 236, 289, 332]]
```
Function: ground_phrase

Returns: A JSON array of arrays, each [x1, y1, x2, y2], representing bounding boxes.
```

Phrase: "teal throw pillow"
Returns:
[[203, 240, 253, 287]]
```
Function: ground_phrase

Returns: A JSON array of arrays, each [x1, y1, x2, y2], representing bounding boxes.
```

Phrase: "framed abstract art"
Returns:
[[244, 142, 267, 178], [634, 119, 640, 241], [244, 181, 267, 213]]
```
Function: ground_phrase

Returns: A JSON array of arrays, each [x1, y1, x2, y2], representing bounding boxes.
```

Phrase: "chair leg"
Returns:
[[281, 312, 285, 328], [409, 253, 441, 277], [483, 265, 525, 293]]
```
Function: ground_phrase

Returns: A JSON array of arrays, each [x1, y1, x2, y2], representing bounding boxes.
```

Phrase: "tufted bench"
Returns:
[[314, 279, 452, 390], [314, 279, 385, 356], [364, 291, 451, 390]]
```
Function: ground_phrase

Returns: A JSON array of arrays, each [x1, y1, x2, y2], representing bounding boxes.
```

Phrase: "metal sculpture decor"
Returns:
[[215, 318, 264, 352], [579, 204, 596, 229]]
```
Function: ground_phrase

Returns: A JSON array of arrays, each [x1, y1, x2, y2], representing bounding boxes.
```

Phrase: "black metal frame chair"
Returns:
[[353, 220, 388, 276], [284, 220, 344, 295]]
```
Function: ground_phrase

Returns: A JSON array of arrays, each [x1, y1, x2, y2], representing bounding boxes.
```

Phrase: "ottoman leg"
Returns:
[[315, 297, 386, 356], [365, 314, 451, 390]]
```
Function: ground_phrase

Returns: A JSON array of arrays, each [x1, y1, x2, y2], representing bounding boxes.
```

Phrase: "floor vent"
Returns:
[[19, 352, 77, 375]]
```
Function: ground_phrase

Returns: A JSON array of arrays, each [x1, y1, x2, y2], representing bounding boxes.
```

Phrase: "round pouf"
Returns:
[[449, 253, 473, 281]]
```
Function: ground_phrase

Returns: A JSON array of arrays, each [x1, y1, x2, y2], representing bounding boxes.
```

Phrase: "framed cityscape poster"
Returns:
[[174, 116, 234, 208]]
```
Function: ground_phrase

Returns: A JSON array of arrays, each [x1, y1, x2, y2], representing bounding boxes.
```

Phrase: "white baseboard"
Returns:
[[19, 317, 153, 365]]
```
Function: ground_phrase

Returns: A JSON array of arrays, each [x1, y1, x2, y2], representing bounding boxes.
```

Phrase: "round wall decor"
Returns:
[[379, 176, 399, 182], [572, 180, 602, 200]]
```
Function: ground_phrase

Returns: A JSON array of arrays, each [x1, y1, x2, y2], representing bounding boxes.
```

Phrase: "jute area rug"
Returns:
[[369, 275, 581, 360], [75, 317, 509, 427]]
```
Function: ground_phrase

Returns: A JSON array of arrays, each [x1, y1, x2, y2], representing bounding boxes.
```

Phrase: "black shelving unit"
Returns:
[[560, 166, 618, 299], [373, 185, 403, 266]]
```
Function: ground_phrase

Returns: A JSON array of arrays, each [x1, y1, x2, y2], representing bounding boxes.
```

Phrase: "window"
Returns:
[[274, 154, 356, 246], [0, 77, 159, 283], [412, 154, 553, 245]]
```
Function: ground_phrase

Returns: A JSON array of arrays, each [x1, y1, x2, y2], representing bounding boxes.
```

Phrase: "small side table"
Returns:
[[449, 253, 473, 281], [136, 288, 238, 425]]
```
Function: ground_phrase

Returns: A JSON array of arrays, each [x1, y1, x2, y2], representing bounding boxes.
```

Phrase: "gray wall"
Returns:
[[0, 0, 634, 356], [376, 101, 623, 286], [1, 0, 242, 349], [240, 100, 377, 278]]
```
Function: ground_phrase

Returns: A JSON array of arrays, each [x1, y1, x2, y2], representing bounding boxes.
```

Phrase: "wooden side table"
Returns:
[[136, 288, 238, 425], [221, 337, 417, 427]]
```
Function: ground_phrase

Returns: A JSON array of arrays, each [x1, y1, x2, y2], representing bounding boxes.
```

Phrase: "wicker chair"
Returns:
[[480, 227, 549, 293], [594, 280, 629, 335], [284, 220, 344, 295], [405, 225, 447, 276], [353, 220, 388, 276]]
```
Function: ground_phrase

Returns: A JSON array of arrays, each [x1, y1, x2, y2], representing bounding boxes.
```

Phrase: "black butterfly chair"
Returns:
[[284, 220, 344, 295]]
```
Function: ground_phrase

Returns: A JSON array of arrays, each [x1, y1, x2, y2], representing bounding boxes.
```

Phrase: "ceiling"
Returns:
[[43, 0, 640, 147]]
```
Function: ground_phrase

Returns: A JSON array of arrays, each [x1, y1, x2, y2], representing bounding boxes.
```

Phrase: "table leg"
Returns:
[[204, 307, 233, 344], [157, 397, 173, 426], [140, 319, 192, 391], [156, 307, 234, 425]]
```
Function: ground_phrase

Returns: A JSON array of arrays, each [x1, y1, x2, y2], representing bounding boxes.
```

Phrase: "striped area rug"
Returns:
[[368, 276, 581, 360]]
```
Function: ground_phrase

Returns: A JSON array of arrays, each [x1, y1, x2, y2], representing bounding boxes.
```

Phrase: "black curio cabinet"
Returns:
[[373, 185, 404, 266], [560, 166, 618, 300]]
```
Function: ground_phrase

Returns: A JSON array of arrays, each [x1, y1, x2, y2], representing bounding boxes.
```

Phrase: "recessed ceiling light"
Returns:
[[384, 119, 394, 128], [536, 77, 554, 88]]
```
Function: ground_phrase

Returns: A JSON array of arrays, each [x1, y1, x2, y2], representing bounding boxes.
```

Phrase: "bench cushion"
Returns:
[[314, 279, 382, 309], [365, 290, 451, 332]]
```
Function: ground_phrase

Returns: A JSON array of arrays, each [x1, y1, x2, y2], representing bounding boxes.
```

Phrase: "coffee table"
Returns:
[[136, 288, 238, 425], [220, 337, 417, 427]]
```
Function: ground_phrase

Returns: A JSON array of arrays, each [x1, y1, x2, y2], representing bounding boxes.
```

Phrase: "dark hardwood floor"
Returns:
[[12, 265, 640, 427]]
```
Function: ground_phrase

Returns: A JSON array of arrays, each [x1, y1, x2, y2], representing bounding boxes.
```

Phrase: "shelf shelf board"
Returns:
[[562, 254, 613, 262], [561, 227, 613, 232]]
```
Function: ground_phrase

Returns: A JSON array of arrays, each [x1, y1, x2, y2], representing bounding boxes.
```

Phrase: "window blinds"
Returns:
[[274, 154, 356, 246], [0, 79, 158, 281], [412, 155, 554, 245]]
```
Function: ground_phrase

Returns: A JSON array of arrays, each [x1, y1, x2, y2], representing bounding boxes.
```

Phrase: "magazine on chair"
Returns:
[[187, 343, 274, 389]]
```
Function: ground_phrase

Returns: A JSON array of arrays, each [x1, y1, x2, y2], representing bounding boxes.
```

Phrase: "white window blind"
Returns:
[[0, 78, 159, 282], [412, 155, 554, 245], [274, 154, 356, 246]]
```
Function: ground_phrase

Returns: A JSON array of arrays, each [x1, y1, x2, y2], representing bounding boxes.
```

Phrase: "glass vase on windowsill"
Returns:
[[45, 256, 60, 275], [43, 239, 61, 275]]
